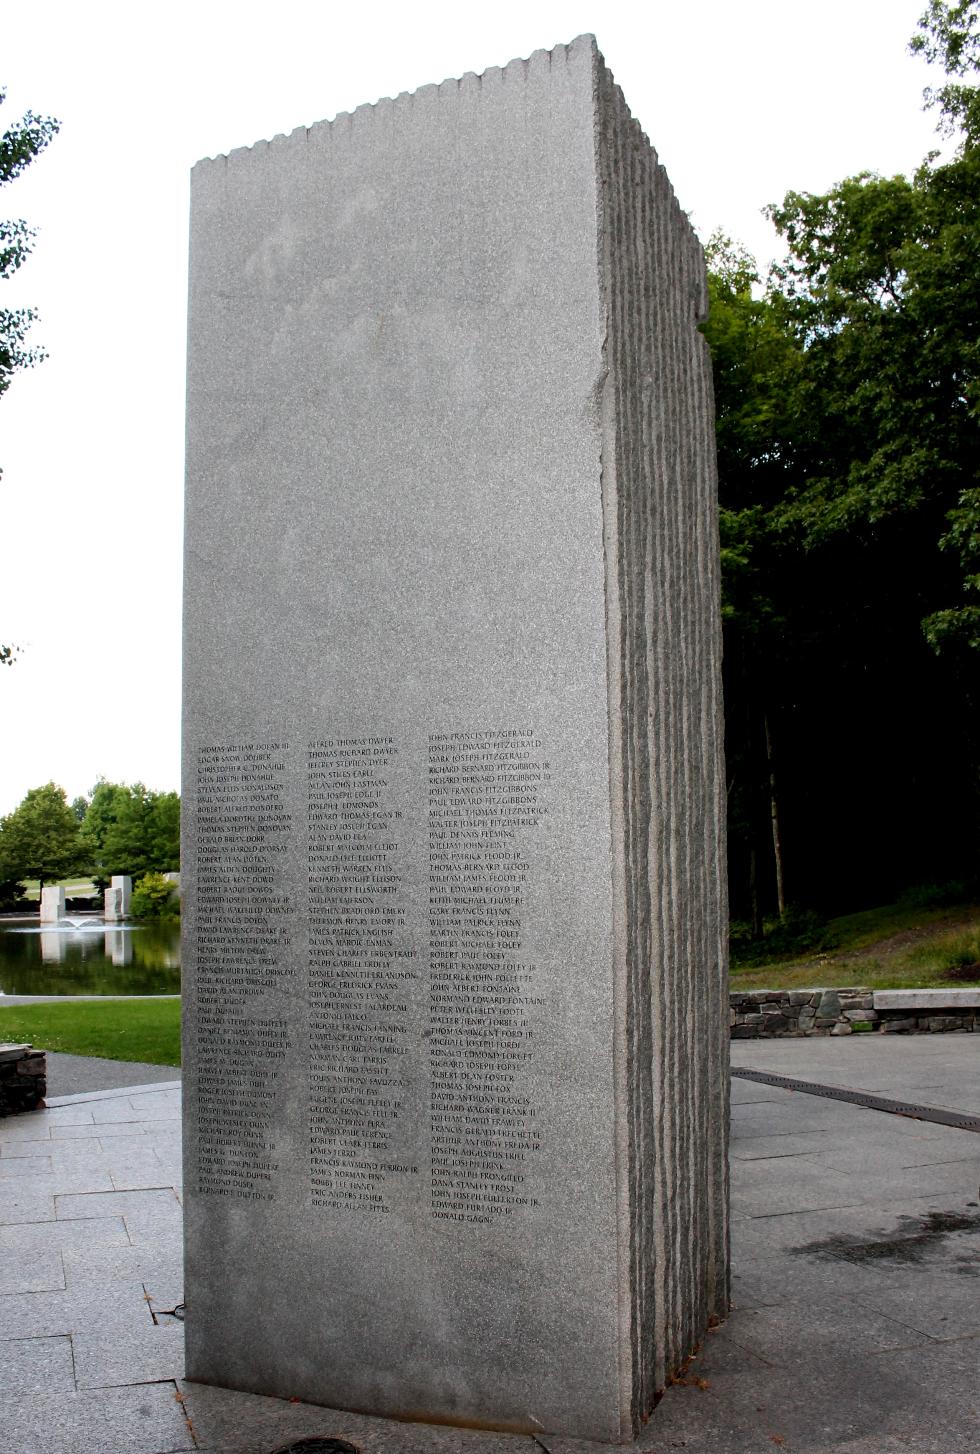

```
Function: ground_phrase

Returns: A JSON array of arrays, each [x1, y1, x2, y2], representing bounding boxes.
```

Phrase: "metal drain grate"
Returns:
[[732, 1068, 980, 1132], [269, 1441, 360, 1454]]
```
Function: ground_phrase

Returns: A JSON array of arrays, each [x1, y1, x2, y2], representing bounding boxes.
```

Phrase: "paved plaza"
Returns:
[[1, 1035, 977, 1454]]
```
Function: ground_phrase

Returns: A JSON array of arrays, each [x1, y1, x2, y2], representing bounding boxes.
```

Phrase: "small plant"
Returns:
[[130, 871, 179, 921], [731, 906, 836, 966]]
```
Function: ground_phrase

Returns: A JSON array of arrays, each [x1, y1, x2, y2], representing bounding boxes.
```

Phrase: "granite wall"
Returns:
[[183, 35, 727, 1442]]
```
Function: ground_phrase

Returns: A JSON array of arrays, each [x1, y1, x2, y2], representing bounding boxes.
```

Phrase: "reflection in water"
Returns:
[[105, 928, 133, 967], [0, 918, 180, 996], [39, 931, 66, 964]]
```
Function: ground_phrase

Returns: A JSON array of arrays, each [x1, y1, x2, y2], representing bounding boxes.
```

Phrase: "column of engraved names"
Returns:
[[427, 728, 548, 1224], [194, 743, 294, 1201], [307, 736, 418, 1213]]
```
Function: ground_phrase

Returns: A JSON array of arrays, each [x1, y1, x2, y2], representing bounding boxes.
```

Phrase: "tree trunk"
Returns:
[[748, 847, 763, 939], [764, 712, 786, 917]]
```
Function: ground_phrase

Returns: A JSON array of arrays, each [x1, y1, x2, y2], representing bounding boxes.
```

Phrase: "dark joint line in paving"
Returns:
[[732, 1068, 980, 1132]]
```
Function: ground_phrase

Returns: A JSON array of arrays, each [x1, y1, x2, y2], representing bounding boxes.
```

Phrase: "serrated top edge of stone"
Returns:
[[192, 33, 599, 171]]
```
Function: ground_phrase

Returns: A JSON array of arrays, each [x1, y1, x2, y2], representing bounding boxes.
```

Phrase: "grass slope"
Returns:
[[0, 998, 180, 1065], [731, 903, 980, 991]]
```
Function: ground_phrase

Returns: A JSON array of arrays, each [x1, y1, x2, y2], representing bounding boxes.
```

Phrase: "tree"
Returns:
[[0, 782, 85, 891], [80, 780, 180, 881], [79, 779, 131, 881], [1, 86, 59, 664], [702, 2, 980, 924], [1, 87, 59, 401], [702, 237, 805, 929], [911, 0, 980, 141]]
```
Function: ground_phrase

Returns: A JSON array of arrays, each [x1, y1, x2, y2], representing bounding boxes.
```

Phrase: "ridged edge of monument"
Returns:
[[192, 33, 599, 172], [593, 47, 729, 1430]]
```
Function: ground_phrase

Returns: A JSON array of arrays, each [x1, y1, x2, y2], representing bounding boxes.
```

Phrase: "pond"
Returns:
[[0, 917, 181, 996]]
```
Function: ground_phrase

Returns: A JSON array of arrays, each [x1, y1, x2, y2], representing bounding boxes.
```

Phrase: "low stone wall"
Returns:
[[0, 1043, 46, 1115], [731, 988, 979, 1038]]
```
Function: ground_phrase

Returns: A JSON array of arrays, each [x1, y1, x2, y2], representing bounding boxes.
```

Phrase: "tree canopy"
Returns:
[[1, 85, 59, 665], [0, 782, 85, 890], [0, 86, 59, 402], [704, 0, 980, 928], [79, 780, 180, 882]]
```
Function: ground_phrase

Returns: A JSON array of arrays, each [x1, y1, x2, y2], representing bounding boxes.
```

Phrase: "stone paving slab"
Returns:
[[0, 1184, 55, 1224], [731, 1033, 980, 1110], [61, 1241, 183, 1289], [1, 1381, 194, 1454], [0, 1280, 155, 1340], [0, 1040, 977, 1453], [0, 1151, 53, 1176], [73, 1321, 185, 1389], [55, 1187, 182, 1220], [0, 1332, 75, 1393], [0, 1246, 65, 1294], [43, 1050, 181, 1097], [0, 1212, 130, 1253]]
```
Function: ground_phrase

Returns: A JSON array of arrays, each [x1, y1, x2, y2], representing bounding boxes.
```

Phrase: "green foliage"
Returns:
[[911, 1, 980, 142], [1, 85, 58, 664], [731, 908, 836, 967], [763, 151, 980, 650], [0, 998, 181, 1066], [730, 900, 980, 989], [80, 780, 180, 880], [0, 876, 27, 909], [936, 930, 980, 968], [897, 878, 973, 908], [0, 86, 59, 400], [703, 3, 980, 923], [130, 871, 179, 921], [0, 782, 85, 889]]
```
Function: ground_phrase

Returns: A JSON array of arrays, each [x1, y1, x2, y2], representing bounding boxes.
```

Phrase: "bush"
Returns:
[[0, 877, 28, 911], [897, 879, 972, 910], [731, 906, 836, 966], [130, 871, 179, 921]]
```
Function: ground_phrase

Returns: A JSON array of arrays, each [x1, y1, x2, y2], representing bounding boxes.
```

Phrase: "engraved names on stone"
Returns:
[[307, 736, 420, 1213], [194, 743, 294, 1201], [427, 729, 548, 1224]]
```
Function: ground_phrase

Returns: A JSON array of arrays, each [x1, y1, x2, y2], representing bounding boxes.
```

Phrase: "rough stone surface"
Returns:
[[182, 35, 727, 1444], [874, 988, 980, 1009], [39, 886, 64, 923], [729, 988, 978, 1038], [0, 1044, 46, 1116], [111, 875, 132, 916]]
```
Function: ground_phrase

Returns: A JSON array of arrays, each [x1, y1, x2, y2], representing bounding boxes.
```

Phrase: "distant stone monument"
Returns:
[[104, 875, 132, 921], [182, 36, 728, 1443], [39, 885, 64, 923]]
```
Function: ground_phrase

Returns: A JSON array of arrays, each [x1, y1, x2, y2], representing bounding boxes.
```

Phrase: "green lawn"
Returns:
[[731, 903, 980, 991], [0, 998, 180, 1066], [21, 878, 98, 901]]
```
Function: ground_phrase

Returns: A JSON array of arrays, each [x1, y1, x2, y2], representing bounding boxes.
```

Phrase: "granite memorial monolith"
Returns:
[[39, 886, 64, 923], [182, 35, 729, 1443]]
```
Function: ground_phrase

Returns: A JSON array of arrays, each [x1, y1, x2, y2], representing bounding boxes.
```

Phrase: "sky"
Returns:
[[0, 0, 947, 815]]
